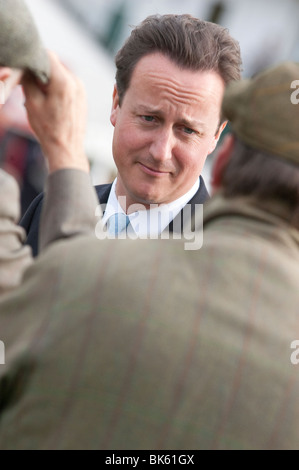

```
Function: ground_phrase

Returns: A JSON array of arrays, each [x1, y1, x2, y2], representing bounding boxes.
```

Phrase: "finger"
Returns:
[[45, 51, 75, 91]]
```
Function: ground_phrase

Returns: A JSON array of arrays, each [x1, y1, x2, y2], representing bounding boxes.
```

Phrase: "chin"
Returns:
[[131, 188, 163, 206]]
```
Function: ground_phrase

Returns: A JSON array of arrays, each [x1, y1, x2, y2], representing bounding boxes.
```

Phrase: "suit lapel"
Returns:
[[94, 184, 112, 216], [168, 176, 210, 234]]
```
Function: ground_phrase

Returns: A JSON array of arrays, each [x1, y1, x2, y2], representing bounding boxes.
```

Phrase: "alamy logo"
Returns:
[[95, 200, 203, 251], [290, 80, 299, 104], [290, 340, 299, 365], [0, 340, 5, 365], [0, 80, 5, 105]]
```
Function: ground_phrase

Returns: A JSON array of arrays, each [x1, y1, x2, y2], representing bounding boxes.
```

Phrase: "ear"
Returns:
[[207, 120, 228, 155], [110, 84, 120, 127], [211, 133, 235, 192]]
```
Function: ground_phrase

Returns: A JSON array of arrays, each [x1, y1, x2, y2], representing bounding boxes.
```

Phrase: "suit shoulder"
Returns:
[[198, 177, 210, 203]]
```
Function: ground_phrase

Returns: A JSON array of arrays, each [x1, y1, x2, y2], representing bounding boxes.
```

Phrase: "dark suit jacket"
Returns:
[[20, 176, 209, 256]]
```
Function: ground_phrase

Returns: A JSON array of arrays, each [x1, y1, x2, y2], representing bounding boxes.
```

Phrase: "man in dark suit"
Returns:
[[20, 13, 242, 255]]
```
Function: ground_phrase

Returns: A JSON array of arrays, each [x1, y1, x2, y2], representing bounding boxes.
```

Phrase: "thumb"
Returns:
[[22, 71, 49, 111]]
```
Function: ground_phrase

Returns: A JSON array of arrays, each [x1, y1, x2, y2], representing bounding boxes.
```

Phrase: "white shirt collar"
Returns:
[[102, 178, 200, 237]]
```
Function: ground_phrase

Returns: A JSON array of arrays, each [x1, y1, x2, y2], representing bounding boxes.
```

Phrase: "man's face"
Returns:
[[110, 52, 226, 209]]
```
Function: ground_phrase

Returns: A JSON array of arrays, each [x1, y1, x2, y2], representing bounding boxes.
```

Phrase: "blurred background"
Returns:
[[1, 0, 299, 217]]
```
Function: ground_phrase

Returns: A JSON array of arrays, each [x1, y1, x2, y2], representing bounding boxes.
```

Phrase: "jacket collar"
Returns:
[[203, 192, 299, 248]]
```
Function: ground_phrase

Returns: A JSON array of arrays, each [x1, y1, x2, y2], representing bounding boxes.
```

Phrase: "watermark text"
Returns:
[[290, 340, 299, 365], [290, 80, 299, 104], [95, 200, 203, 251]]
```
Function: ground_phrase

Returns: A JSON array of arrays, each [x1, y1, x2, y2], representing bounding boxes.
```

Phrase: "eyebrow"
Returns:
[[180, 118, 205, 131], [136, 105, 206, 130]]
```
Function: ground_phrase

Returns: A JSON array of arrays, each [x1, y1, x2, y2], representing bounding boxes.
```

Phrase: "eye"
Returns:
[[183, 127, 196, 135], [141, 115, 155, 122]]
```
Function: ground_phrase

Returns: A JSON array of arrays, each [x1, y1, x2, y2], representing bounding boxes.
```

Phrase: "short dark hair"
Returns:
[[115, 14, 242, 105], [221, 137, 299, 229]]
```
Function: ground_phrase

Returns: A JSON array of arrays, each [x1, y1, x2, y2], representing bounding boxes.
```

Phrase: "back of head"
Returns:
[[0, 0, 50, 83], [115, 13, 242, 104], [220, 61, 299, 227]]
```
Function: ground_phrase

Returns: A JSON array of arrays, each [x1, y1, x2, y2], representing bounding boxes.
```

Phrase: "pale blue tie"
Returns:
[[107, 213, 130, 236]]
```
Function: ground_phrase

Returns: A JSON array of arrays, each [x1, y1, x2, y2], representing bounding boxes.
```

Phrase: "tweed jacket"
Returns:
[[0, 185, 299, 449], [0, 170, 32, 294], [0, 169, 98, 294]]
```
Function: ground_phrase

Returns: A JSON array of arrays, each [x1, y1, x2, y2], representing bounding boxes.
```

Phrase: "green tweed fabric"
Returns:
[[0, 195, 299, 449], [222, 61, 299, 165]]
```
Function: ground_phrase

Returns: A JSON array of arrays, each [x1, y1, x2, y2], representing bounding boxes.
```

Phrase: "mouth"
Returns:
[[138, 162, 170, 177]]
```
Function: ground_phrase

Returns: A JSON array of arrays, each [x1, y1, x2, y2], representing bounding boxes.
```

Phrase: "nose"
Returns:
[[149, 128, 174, 162]]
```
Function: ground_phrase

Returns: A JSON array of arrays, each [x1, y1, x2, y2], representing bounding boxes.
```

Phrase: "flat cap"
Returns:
[[0, 0, 50, 83], [222, 61, 299, 165]]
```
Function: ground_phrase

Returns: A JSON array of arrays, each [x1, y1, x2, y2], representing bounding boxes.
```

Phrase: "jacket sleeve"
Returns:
[[39, 169, 100, 251], [0, 170, 32, 294]]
